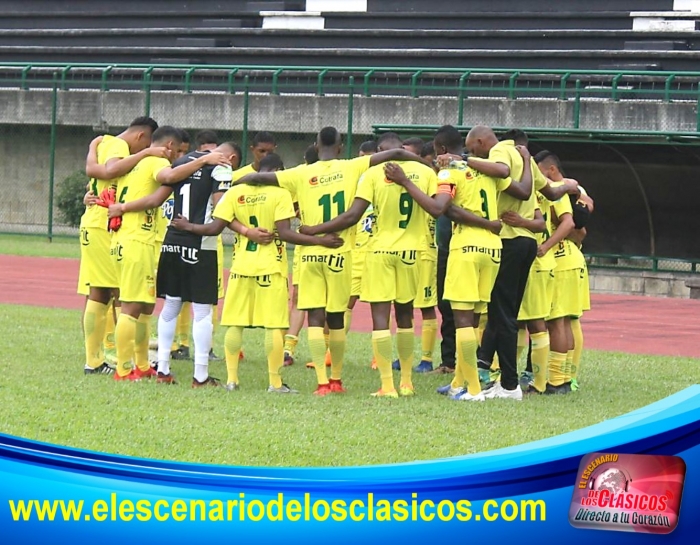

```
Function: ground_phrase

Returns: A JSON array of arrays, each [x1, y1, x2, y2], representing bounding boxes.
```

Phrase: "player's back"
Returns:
[[357, 160, 436, 252], [224, 184, 292, 277], [119, 156, 170, 244]]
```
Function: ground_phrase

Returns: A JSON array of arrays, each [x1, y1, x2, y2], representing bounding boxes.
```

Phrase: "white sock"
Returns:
[[192, 303, 213, 382], [157, 296, 182, 375]]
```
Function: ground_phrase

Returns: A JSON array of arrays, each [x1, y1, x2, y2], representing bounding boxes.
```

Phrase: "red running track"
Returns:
[[1, 255, 699, 359]]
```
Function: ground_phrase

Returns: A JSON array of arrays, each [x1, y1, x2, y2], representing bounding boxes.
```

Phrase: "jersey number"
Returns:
[[319, 191, 346, 223], [398, 193, 414, 229], [479, 189, 490, 220], [118, 187, 128, 204], [542, 211, 550, 241], [179, 185, 191, 220], [246, 215, 259, 252]]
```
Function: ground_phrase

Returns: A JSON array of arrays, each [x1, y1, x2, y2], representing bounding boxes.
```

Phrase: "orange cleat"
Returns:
[[329, 379, 346, 393], [133, 367, 157, 380], [313, 383, 333, 396]]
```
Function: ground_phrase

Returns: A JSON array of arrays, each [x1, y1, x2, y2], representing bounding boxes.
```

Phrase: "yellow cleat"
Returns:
[[370, 388, 399, 399], [399, 384, 416, 397]]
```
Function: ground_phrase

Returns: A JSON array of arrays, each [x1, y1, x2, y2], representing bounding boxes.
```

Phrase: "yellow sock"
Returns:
[[565, 350, 574, 382], [372, 330, 395, 392], [548, 351, 567, 387], [477, 314, 488, 345], [103, 299, 116, 351], [134, 314, 151, 372], [176, 302, 192, 349], [224, 326, 244, 385], [84, 300, 108, 369], [530, 332, 550, 393], [283, 334, 298, 356], [344, 309, 353, 334], [328, 329, 346, 381], [517, 328, 528, 365], [571, 318, 584, 380], [308, 327, 329, 385], [456, 327, 481, 396], [420, 318, 438, 363], [115, 314, 137, 377], [323, 332, 330, 350], [265, 329, 284, 389], [396, 328, 414, 388]]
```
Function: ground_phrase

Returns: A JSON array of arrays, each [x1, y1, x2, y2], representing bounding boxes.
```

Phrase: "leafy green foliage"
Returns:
[[55, 170, 90, 227]]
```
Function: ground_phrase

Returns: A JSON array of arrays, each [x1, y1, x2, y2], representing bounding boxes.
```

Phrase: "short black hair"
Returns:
[[129, 116, 158, 133], [304, 144, 319, 165], [377, 132, 403, 148], [252, 131, 276, 147], [178, 129, 191, 144], [420, 141, 434, 158], [318, 127, 341, 147], [152, 126, 183, 145], [259, 153, 284, 172], [222, 141, 243, 159], [500, 128, 528, 146], [195, 130, 219, 148], [534, 149, 565, 175], [359, 140, 378, 155], [403, 137, 424, 148], [434, 125, 463, 152]]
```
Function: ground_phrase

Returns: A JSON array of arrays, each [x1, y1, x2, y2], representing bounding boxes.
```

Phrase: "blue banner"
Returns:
[[2, 386, 699, 543]]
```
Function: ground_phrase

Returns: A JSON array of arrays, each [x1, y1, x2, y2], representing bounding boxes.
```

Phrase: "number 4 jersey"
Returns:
[[162, 151, 232, 251]]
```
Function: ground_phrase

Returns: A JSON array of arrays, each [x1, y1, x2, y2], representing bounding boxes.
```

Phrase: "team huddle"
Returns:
[[78, 117, 593, 401]]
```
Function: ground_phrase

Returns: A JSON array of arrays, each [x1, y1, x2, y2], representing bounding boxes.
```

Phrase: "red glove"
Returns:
[[95, 188, 122, 232]]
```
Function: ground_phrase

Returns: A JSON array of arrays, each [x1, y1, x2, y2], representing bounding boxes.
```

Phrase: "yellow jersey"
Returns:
[[532, 193, 556, 271], [80, 135, 130, 230], [277, 156, 371, 255], [549, 182, 584, 271], [118, 156, 170, 244], [354, 205, 375, 252], [355, 160, 437, 252], [213, 184, 295, 277], [438, 167, 502, 251], [232, 163, 256, 183]]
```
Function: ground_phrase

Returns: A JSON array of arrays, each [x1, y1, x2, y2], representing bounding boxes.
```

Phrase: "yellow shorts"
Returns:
[[221, 272, 289, 329], [77, 227, 118, 293], [217, 236, 224, 299], [444, 246, 501, 311], [414, 255, 437, 309], [154, 238, 164, 275], [292, 245, 301, 286], [361, 250, 419, 304], [518, 267, 554, 321], [117, 239, 156, 304], [580, 264, 590, 312], [297, 251, 352, 313], [350, 250, 366, 297], [548, 268, 584, 320]]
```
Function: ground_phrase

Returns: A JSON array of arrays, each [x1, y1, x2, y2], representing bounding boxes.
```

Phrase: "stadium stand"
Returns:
[[0, 0, 699, 69]]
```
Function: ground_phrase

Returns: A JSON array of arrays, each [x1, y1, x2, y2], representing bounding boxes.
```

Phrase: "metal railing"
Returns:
[[586, 254, 700, 275]]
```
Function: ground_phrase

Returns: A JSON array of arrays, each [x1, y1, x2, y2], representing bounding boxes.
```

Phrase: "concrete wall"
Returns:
[[589, 269, 692, 298]]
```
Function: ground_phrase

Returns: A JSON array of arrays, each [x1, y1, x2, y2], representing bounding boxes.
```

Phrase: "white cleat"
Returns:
[[483, 382, 523, 401], [451, 389, 486, 402]]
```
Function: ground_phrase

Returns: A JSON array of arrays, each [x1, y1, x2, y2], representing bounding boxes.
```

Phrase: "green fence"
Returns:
[[0, 62, 699, 273]]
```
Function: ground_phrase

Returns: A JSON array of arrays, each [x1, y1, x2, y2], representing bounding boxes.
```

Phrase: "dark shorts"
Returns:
[[156, 245, 218, 305]]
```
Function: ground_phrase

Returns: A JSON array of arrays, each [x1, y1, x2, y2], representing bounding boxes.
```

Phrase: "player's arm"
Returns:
[[578, 192, 595, 213], [384, 163, 451, 218], [233, 171, 280, 187], [300, 197, 369, 236], [501, 209, 546, 233], [229, 218, 274, 245], [107, 185, 173, 218], [467, 157, 510, 179], [539, 209, 575, 256], [445, 206, 502, 235], [277, 218, 344, 248], [85, 137, 168, 180], [499, 146, 533, 201], [156, 152, 229, 185], [368, 148, 431, 168], [170, 215, 228, 236]]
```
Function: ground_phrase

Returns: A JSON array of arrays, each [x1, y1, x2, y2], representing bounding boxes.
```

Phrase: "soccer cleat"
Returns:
[[451, 389, 486, 402], [192, 376, 223, 388], [483, 382, 523, 401], [283, 352, 294, 367], [391, 359, 401, 371], [399, 384, 416, 397], [313, 383, 333, 396], [324, 350, 332, 367], [208, 349, 222, 362], [268, 383, 299, 394], [84, 362, 115, 376], [428, 365, 455, 375], [156, 372, 176, 384], [370, 357, 377, 370], [329, 379, 346, 393], [370, 388, 399, 399], [437, 383, 462, 396], [413, 360, 433, 373], [133, 367, 157, 380], [524, 384, 544, 395], [519, 371, 534, 390], [113, 370, 140, 382], [544, 382, 570, 395], [171, 346, 191, 360], [104, 348, 118, 366], [478, 369, 491, 384], [570, 378, 580, 392], [225, 382, 240, 392]]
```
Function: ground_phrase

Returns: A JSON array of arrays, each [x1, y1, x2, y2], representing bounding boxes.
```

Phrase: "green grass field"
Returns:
[[0, 303, 697, 467], [0, 234, 81, 259]]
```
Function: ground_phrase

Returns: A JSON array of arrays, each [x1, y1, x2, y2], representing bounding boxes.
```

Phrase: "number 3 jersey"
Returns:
[[162, 151, 232, 251], [212, 184, 296, 277]]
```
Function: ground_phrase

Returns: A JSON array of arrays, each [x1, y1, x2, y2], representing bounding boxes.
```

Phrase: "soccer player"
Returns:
[[80, 116, 160, 375], [402, 137, 424, 156], [172, 153, 343, 393], [235, 126, 423, 395], [106, 126, 229, 382], [394, 125, 531, 401], [232, 131, 277, 181], [301, 132, 438, 397]]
